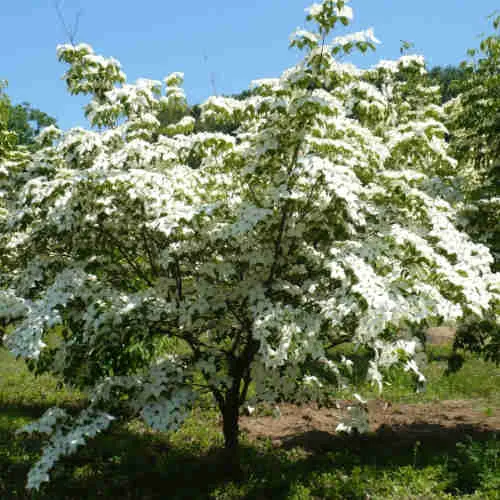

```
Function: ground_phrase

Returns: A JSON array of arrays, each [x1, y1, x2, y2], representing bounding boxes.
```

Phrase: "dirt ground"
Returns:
[[426, 326, 456, 346], [238, 328, 497, 454], [240, 399, 500, 451]]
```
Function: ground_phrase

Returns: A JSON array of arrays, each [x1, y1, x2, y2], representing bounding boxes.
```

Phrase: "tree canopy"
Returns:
[[444, 14, 500, 364], [7, 102, 57, 148], [0, 81, 17, 157], [428, 65, 467, 104], [0, 82, 57, 152]]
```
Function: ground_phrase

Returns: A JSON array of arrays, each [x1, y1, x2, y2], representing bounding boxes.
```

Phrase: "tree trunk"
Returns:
[[223, 402, 239, 451], [221, 392, 243, 478]]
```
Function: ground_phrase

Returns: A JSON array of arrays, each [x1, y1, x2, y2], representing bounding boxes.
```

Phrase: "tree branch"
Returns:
[[53, 0, 83, 45], [265, 140, 303, 288], [141, 225, 159, 277], [174, 258, 183, 303], [239, 368, 252, 406], [98, 227, 153, 286], [326, 335, 353, 350]]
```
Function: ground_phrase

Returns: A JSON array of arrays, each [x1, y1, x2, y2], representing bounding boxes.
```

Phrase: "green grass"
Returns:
[[1, 346, 500, 499], [331, 344, 500, 406]]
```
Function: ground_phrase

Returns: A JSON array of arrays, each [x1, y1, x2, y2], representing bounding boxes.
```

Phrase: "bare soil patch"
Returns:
[[240, 399, 500, 451], [426, 326, 456, 345]]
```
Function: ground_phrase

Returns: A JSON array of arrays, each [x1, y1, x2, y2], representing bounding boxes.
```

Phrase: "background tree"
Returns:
[[0, 80, 58, 153], [444, 14, 500, 365], [0, 81, 14, 341], [446, 14, 499, 265], [7, 102, 57, 149], [0, 0, 498, 492], [0, 83, 34, 342], [428, 65, 467, 103], [0, 81, 16, 158]]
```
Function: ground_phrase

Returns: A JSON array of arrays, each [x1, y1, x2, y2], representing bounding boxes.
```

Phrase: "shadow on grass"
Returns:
[[281, 421, 496, 455], [0, 399, 87, 422], [240, 423, 500, 499], [1, 405, 500, 500]]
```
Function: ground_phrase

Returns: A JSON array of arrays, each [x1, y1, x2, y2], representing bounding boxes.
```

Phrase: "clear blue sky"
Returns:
[[1, 1, 498, 130]]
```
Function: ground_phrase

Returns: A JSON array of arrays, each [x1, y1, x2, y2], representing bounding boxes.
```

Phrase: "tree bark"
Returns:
[[220, 384, 244, 478], [223, 398, 239, 451], [221, 392, 241, 473], [218, 333, 259, 478]]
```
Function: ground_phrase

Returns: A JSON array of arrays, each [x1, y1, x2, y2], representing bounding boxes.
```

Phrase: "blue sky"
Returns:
[[2, 1, 498, 130]]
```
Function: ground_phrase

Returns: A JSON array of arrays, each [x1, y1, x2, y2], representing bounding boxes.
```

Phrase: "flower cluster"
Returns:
[[16, 409, 115, 491]]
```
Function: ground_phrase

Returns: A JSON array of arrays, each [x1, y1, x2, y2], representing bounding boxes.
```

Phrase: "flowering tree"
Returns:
[[0, 82, 32, 340], [1, 0, 498, 491]]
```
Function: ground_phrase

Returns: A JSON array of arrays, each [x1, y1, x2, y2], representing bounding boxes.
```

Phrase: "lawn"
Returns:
[[1, 344, 500, 499]]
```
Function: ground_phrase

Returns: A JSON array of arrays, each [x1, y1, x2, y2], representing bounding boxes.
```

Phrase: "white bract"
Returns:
[[0, 0, 498, 491]]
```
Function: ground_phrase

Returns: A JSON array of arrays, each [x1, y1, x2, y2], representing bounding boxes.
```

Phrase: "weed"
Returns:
[[449, 435, 500, 494]]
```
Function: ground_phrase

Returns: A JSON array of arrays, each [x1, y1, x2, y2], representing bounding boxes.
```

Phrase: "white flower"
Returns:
[[332, 28, 380, 47], [353, 393, 367, 405], [245, 405, 255, 416], [335, 5, 353, 20], [305, 3, 323, 17], [336, 404, 369, 434], [164, 72, 184, 87]]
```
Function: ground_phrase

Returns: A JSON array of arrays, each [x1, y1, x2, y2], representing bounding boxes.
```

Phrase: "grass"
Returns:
[[331, 343, 500, 406], [1, 345, 500, 499]]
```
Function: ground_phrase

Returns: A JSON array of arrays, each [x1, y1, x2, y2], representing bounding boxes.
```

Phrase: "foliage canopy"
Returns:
[[444, 14, 500, 363]]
